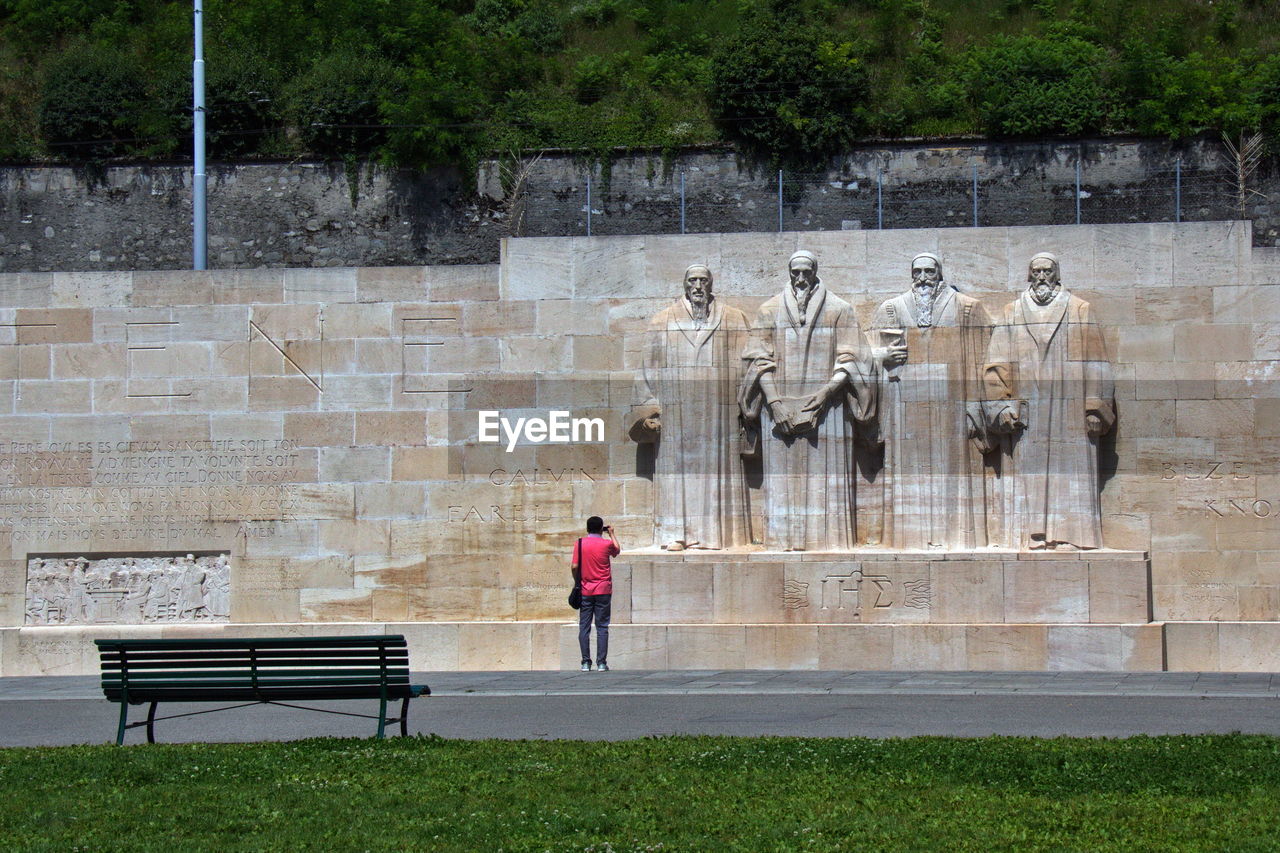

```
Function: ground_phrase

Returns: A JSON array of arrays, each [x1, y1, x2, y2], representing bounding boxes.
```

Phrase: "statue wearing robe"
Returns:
[[871, 277, 995, 549], [739, 251, 873, 551], [984, 255, 1115, 550], [632, 292, 753, 549]]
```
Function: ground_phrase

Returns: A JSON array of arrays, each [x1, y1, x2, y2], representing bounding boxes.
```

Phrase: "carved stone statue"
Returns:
[[630, 264, 752, 550], [871, 252, 995, 549], [740, 250, 873, 551], [984, 252, 1115, 549], [209, 554, 231, 617]]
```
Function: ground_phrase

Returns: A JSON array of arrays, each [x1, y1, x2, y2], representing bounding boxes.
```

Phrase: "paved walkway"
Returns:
[[2, 671, 1278, 746]]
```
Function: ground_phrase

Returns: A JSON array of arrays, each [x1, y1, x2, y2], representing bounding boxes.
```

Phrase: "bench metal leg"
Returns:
[[400, 697, 411, 737], [115, 702, 129, 746], [145, 701, 158, 744], [376, 697, 387, 739]]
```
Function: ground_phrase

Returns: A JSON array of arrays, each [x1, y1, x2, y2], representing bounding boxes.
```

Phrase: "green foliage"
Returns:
[[710, 9, 870, 164], [2, 0, 121, 41], [37, 41, 147, 158], [572, 54, 615, 104], [1, 736, 1280, 849], [0, 40, 41, 159], [1127, 53, 1244, 138], [1257, 54, 1280, 154], [467, 0, 565, 54], [6, 0, 1280, 166], [964, 33, 1113, 136], [281, 49, 399, 161], [201, 42, 286, 158]]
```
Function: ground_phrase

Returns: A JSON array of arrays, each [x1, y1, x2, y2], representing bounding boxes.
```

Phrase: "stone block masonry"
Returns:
[[0, 221, 1274, 674], [0, 137, 1272, 273]]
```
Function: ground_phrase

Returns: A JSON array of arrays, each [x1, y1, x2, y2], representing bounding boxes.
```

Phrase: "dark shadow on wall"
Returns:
[[389, 166, 501, 264]]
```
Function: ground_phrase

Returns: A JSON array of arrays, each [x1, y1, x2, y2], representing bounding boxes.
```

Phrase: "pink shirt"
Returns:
[[574, 535, 619, 596]]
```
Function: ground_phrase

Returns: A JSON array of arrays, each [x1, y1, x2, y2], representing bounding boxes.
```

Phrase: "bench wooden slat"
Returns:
[[99, 653, 404, 666], [102, 683, 424, 696], [95, 635, 407, 650], [103, 666, 409, 676], [99, 648, 404, 662], [104, 686, 422, 696], [104, 672, 411, 685]]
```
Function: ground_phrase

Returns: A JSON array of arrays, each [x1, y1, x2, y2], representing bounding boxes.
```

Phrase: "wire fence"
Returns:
[[522, 161, 1249, 239]]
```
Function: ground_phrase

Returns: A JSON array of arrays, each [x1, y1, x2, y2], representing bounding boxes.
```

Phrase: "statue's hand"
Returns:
[[996, 409, 1021, 433], [885, 344, 908, 366], [800, 391, 825, 414], [644, 415, 661, 433], [769, 400, 795, 434], [1085, 413, 1103, 438]]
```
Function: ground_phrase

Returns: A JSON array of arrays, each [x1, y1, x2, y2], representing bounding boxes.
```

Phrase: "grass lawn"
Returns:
[[1, 735, 1277, 851]]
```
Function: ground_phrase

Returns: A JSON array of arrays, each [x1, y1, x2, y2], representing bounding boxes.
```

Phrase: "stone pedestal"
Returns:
[[561, 550, 1159, 671], [556, 622, 1164, 672], [611, 550, 1151, 625]]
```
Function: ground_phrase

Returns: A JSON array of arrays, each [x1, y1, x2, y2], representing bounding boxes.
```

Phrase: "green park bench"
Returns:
[[95, 634, 430, 745]]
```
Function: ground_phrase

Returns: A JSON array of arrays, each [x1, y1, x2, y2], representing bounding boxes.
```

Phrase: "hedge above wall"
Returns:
[[3, 0, 1280, 169]]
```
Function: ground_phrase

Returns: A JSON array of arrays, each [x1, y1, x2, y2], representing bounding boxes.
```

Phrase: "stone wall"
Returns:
[[0, 221, 1278, 674], [1, 138, 1273, 274], [0, 162, 491, 272]]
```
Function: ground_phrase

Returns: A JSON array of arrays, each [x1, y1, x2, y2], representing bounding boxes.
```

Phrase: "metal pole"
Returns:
[[680, 170, 686, 235], [586, 172, 592, 237], [1075, 158, 1081, 225], [972, 164, 978, 227], [777, 170, 783, 232], [192, 0, 207, 270], [1172, 156, 1182, 222], [877, 172, 883, 230]]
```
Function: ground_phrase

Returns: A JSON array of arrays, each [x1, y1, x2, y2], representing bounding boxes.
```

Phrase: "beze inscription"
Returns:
[[1161, 461, 1250, 480], [25, 553, 231, 625]]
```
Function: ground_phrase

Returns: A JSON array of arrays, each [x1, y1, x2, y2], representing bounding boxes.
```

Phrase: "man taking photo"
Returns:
[[572, 517, 620, 671]]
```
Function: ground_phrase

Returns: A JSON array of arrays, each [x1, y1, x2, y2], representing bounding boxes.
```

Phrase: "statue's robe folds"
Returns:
[[871, 287, 995, 549], [739, 284, 873, 551], [633, 297, 753, 549], [984, 290, 1115, 549]]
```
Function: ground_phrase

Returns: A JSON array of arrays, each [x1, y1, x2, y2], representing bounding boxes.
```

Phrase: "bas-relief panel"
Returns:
[[25, 553, 229, 625]]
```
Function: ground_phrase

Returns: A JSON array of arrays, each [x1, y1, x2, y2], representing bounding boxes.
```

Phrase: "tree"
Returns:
[[282, 49, 401, 160], [709, 10, 870, 164], [38, 42, 146, 158], [965, 34, 1113, 137]]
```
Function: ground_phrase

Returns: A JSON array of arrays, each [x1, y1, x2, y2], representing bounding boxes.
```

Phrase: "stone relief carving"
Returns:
[[739, 250, 875, 551], [25, 553, 231, 625], [984, 252, 1116, 550], [870, 252, 997, 549], [627, 250, 1114, 554], [629, 264, 753, 550]]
